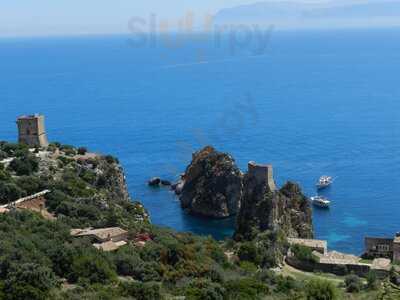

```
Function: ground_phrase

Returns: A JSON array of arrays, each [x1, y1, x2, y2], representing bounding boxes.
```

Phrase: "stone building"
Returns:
[[247, 161, 277, 191], [365, 234, 400, 261], [17, 114, 49, 147], [71, 227, 129, 252]]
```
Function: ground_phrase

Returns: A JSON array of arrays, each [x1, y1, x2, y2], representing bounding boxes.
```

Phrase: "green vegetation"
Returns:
[[0, 141, 396, 299], [344, 274, 363, 293], [291, 244, 319, 264], [306, 279, 339, 300]]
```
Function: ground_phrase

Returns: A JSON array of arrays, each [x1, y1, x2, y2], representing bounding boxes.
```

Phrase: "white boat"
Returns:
[[316, 176, 333, 189], [310, 196, 331, 208]]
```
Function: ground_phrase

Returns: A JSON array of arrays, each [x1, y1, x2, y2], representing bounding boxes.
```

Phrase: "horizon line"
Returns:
[[1, 24, 400, 40]]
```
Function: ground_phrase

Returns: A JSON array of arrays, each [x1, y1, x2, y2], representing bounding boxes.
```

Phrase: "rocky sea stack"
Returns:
[[179, 146, 243, 218], [234, 162, 313, 241]]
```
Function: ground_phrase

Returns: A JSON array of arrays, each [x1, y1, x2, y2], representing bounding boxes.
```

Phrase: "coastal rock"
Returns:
[[148, 177, 161, 186], [161, 179, 172, 186], [234, 162, 313, 241], [179, 146, 242, 218], [95, 156, 132, 202], [171, 180, 185, 195]]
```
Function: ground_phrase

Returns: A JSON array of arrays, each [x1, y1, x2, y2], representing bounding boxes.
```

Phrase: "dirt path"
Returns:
[[281, 261, 345, 284]]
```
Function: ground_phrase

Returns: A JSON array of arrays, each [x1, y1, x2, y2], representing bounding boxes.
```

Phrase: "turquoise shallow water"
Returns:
[[1, 29, 400, 255]]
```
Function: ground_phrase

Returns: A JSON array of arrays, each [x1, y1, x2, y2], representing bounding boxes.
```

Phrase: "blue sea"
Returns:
[[1, 29, 400, 255]]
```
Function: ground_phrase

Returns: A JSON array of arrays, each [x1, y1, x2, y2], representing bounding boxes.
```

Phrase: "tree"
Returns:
[[366, 270, 378, 290], [4, 263, 58, 300], [77, 147, 88, 155], [291, 244, 318, 263], [344, 274, 363, 293], [306, 279, 338, 300], [70, 253, 117, 284], [224, 277, 268, 300], [0, 182, 25, 204], [8, 155, 39, 176], [238, 242, 260, 265], [185, 279, 225, 300], [119, 281, 161, 300]]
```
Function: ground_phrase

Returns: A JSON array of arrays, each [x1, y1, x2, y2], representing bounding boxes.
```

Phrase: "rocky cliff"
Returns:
[[0, 142, 149, 225], [234, 162, 313, 241], [179, 146, 243, 218]]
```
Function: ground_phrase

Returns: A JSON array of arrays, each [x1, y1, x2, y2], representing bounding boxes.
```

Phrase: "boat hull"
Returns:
[[312, 201, 330, 208]]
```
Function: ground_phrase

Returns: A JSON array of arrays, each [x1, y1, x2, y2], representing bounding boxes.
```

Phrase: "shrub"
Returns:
[[4, 263, 58, 300], [275, 275, 298, 293], [185, 279, 225, 300], [0, 182, 25, 204], [77, 147, 88, 155], [69, 253, 117, 284], [344, 274, 363, 293], [8, 155, 39, 176], [113, 251, 143, 276], [238, 242, 260, 265], [366, 270, 378, 290], [119, 281, 161, 300], [239, 261, 258, 273], [291, 244, 318, 263], [15, 176, 43, 196], [306, 279, 338, 300], [0, 151, 7, 160], [60, 145, 77, 156], [1, 143, 28, 156], [104, 155, 119, 164], [132, 262, 162, 282], [224, 277, 268, 300]]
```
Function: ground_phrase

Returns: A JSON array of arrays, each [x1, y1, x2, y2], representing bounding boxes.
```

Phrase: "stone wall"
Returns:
[[17, 114, 49, 147], [286, 256, 373, 278], [247, 161, 276, 192], [365, 237, 394, 259]]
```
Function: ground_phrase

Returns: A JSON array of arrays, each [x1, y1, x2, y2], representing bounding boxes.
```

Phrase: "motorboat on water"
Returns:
[[310, 196, 330, 208], [316, 175, 333, 189]]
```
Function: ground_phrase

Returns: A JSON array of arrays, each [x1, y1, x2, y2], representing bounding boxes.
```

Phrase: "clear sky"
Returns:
[[0, 0, 266, 37]]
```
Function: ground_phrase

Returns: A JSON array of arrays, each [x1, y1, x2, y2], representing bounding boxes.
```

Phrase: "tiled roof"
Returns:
[[71, 227, 128, 240], [93, 240, 127, 252]]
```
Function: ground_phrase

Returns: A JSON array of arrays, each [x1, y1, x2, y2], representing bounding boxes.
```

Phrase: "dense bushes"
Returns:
[[238, 242, 261, 265], [291, 244, 318, 263], [224, 277, 269, 300], [0, 181, 25, 204], [344, 274, 363, 293], [8, 154, 39, 176], [4, 263, 58, 300], [306, 279, 338, 300], [119, 281, 161, 300], [70, 252, 117, 284], [0, 142, 387, 299]]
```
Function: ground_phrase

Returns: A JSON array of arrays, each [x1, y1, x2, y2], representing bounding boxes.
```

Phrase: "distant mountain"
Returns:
[[214, 0, 400, 29]]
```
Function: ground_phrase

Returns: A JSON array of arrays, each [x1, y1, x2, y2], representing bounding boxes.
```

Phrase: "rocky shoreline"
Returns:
[[152, 146, 313, 242]]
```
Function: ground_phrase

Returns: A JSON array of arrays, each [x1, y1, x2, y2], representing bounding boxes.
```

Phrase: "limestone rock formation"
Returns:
[[94, 156, 132, 202], [148, 177, 161, 186], [179, 146, 243, 218], [234, 162, 313, 241]]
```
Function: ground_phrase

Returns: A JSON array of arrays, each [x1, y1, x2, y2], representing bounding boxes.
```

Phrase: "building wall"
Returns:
[[17, 115, 48, 147], [365, 237, 394, 258], [110, 232, 129, 243], [393, 241, 400, 262], [248, 161, 277, 191], [286, 256, 375, 278]]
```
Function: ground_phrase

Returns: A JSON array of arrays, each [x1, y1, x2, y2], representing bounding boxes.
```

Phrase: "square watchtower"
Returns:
[[248, 161, 277, 192], [16, 114, 49, 148]]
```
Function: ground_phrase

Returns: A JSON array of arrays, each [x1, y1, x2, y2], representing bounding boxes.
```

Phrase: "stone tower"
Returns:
[[248, 161, 277, 192], [17, 114, 49, 147]]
